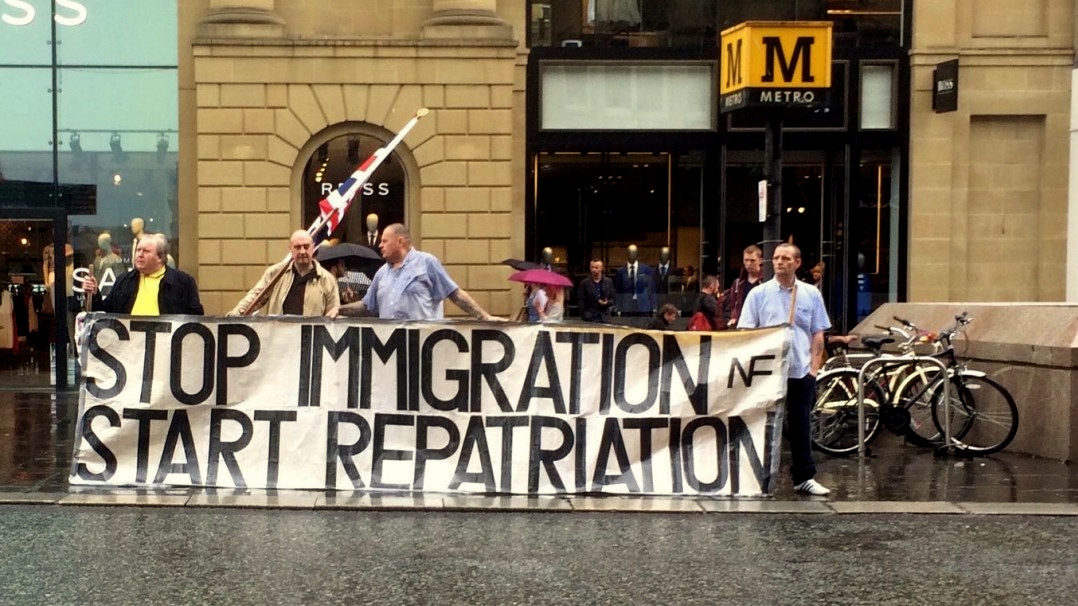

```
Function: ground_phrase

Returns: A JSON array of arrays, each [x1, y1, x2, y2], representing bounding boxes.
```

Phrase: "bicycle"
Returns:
[[895, 313, 1019, 455], [813, 312, 1019, 456], [811, 323, 940, 455]]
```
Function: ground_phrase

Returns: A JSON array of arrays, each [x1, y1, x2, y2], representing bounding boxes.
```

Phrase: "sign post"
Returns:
[[720, 21, 832, 277]]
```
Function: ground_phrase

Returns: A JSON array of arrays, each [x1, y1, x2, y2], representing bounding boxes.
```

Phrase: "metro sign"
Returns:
[[719, 21, 832, 112]]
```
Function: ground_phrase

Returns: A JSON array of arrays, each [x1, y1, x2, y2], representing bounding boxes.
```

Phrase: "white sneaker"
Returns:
[[794, 479, 831, 496]]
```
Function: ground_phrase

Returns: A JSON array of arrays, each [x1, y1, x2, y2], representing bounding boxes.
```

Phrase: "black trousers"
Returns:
[[785, 374, 817, 485]]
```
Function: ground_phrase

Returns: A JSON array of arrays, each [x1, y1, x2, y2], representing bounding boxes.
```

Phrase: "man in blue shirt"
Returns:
[[337, 223, 497, 321], [737, 243, 832, 496]]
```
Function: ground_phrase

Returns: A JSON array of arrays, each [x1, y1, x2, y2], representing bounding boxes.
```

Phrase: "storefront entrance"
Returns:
[[0, 211, 73, 391]]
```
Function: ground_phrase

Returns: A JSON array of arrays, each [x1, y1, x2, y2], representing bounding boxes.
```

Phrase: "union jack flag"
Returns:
[[305, 108, 428, 249]]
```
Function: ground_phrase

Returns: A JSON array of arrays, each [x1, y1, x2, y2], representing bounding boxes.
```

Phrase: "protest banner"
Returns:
[[71, 316, 789, 496]]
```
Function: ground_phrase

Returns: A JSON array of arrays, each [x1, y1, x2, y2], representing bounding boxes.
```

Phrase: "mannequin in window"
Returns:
[[93, 232, 126, 299], [364, 213, 380, 249], [613, 244, 655, 315], [539, 247, 554, 272], [130, 217, 145, 269], [655, 246, 675, 294]]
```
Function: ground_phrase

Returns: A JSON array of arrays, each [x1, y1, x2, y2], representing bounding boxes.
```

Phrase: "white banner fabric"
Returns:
[[70, 316, 789, 496]]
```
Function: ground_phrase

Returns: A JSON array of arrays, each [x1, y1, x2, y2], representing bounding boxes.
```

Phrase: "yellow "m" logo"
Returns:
[[725, 39, 742, 88], [761, 36, 816, 84]]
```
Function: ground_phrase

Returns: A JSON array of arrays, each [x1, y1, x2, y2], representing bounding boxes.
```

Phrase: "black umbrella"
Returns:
[[501, 258, 541, 271], [316, 243, 383, 274]]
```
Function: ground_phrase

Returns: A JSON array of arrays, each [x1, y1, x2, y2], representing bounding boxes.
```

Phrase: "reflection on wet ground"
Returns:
[[0, 389, 1074, 502]]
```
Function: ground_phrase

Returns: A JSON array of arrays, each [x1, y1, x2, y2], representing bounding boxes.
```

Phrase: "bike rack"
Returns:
[[856, 355, 952, 459]]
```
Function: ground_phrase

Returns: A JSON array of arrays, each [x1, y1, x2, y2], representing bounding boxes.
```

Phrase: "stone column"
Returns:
[[200, 0, 285, 38], [423, 0, 512, 40]]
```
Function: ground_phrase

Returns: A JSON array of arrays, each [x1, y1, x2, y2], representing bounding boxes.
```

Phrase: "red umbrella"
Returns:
[[508, 268, 572, 288]]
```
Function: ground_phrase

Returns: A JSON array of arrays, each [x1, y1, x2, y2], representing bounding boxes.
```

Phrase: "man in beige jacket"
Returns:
[[228, 230, 339, 317]]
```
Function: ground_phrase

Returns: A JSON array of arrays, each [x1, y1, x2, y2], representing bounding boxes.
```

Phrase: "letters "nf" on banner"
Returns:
[[719, 21, 832, 113]]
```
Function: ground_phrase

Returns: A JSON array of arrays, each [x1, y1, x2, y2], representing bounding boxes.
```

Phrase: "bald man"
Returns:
[[228, 230, 339, 317]]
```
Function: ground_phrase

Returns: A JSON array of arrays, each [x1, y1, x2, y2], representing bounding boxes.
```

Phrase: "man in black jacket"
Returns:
[[83, 233, 204, 315], [576, 259, 615, 323]]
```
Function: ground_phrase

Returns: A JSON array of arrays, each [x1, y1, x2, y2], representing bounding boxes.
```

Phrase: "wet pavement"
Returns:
[[1, 388, 1074, 508], [0, 507, 1075, 605]]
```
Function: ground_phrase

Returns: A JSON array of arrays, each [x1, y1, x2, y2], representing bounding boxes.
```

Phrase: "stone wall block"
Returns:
[[196, 84, 220, 108], [198, 265, 248, 292], [421, 212, 468, 237], [199, 160, 244, 186], [288, 85, 328, 134], [274, 109, 312, 148], [445, 187, 490, 212], [220, 135, 268, 160], [420, 187, 445, 212], [198, 135, 220, 160], [384, 85, 425, 133], [489, 187, 513, 212], [198, 213, 245, 239], [343, 85, 370, 121], [198, 108, 244, 134], [421, 161, 468, 186], [437, 109, 468, 134], [267, 136, 298, 167], [445, 135, 491, 160], [467, 264, 511, 291], [446, 84, 490, 108], [423, 85, 445, 108], [244, 161, 291, 186], [366, 85, 402, 126], [220, 84, 266, 107], [266, 188, 292, 212], [467, 212, 512, 238], [467, 109, 512, 134], [467, 161, 511, 186], [244, 212, 292, 238], [489, 135, 512, 160], [413, 136, 446, 167], [243, 109, 275, 134], [221, 239, 268, 265], [442, 239, 490, 264], [198, 187, 222, 213], [198, 239, 221, 265], [266, 84, 288, 107], [312, 85, 347, 125], [219, 187, 267, 212]]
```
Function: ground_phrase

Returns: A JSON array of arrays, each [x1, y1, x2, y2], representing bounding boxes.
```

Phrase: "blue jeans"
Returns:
[[786, 374, 817, 485]]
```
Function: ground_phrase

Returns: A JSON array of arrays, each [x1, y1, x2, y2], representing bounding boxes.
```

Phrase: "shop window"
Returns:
[[540, 62, 715, 130], [58, 68, 179, 280], [860, 62, 897, 130], [300, 133, 406, 247]]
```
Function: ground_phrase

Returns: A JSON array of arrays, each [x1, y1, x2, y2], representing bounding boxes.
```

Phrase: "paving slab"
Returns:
[[441, 495, 574, 511], [58, 492, 191, 507], [0, 491, 62, 504], [567, 496, 707, 512], [829, 500, 965, 514], [186, 491, 320, 509], [698, 499, 833, 514], [955, 502, 1078, 516]]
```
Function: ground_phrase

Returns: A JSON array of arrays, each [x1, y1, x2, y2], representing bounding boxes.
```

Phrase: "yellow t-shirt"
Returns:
[[131, 267, 166, 316]]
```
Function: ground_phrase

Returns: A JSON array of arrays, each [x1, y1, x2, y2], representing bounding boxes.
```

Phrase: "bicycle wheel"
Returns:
[[811, 369, 884, 455], [893, 366, 945, 447], [930, 374, 1019, 455]]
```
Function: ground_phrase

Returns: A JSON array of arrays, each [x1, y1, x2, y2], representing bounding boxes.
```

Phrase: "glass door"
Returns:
[[0, 216, 73, 391]]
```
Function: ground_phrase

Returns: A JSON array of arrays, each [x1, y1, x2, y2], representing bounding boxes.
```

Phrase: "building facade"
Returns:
[[0, 1, 1074, 389]]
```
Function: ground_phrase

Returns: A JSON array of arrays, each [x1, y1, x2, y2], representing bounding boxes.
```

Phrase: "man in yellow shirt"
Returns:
[[83, 234, 204, 315]]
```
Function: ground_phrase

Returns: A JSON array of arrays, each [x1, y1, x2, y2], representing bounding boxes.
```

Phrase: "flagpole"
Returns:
[[235, 108, 429, 316]]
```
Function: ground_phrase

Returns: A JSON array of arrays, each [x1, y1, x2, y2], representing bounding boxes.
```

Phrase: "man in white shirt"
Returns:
[[738, 243, 832, 496]]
